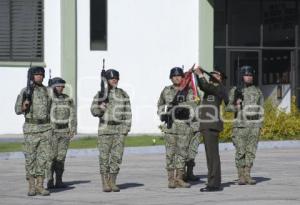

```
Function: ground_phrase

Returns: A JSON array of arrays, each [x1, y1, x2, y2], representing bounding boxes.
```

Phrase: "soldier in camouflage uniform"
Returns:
[[91, 69, 132, 192], [15, 67, 51, 196], [194, 66, 229, 192], [226, 65, 264, 185], [157, 67, 195, 189], [47, 77, 77, 189]]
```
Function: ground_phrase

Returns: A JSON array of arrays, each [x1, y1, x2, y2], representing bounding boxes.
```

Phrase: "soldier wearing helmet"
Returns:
[[226, 65, 264, 185], [15, 66, 51, 196], [47, 77, 77, 189], [91, 68, 132, 192], [157, 66, 195, 189]]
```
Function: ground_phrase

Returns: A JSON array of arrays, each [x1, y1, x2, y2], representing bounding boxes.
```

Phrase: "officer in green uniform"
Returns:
[[226, 65, 264, 185], [157, 67, 195, 189], [194, 66, 229, 192], [15, 67, 51, 196], [91, 69, 132, 192], [47, 77, 77, 189]]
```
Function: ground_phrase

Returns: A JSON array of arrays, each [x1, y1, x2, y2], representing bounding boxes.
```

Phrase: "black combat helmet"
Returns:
[[105, 69, 119, 80], [49, 77, 66, 87], [30, 66, 45, 77], [169, 67, 184, 79], [240, 65, 255, 76]]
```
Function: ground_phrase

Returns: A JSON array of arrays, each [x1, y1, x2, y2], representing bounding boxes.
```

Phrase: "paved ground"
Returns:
[[0, 147, 300, 205]]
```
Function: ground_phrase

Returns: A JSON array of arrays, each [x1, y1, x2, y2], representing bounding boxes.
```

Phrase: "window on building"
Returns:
[[263, 0, 297, 47], [214, 0, 226, 46], [90, 0, 107, 50], [262, 50, 291, 84], [0, 0, 44, 62], [228, 0, 260, 46]]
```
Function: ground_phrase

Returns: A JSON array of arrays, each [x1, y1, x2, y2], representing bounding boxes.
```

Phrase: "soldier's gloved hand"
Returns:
[[194, 66, 204, 77], [160, 113, 169, 123], [99, 102, 107, 110], [235, 99, 242, 110], [22, 100, 30, 112]]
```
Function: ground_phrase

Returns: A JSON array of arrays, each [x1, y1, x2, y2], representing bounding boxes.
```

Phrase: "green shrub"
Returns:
[[220, 96, 300, 141]]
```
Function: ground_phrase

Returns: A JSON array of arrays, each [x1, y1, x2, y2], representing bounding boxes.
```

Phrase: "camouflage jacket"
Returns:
[[91, 87, 132, 135], [15, 85, 52, 134], [50, 92, 77, 134], [226, 85, 264, 128], [157, 85, 196, 135]]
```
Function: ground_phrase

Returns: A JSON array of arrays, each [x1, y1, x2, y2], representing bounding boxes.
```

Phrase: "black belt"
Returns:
[[246, 115, 260, 120], [100, 120, 122, 125], [54, 124, 69, 129], [25, 118, 50, 124]]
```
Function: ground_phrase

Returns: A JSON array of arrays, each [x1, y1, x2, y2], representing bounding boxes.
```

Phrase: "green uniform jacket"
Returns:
[[226, 85, 264, 128], [91, 87, 132, 135], [50, 92, 77, 134], [157, 85, 195, 135], [15, 85, 52, 134], [197, 76, 229, 132]]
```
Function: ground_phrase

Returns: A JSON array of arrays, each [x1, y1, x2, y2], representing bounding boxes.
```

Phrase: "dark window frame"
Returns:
[[0, 0, 44, 63], [214, 0, 300, 97], [90, 0, 107, 51]]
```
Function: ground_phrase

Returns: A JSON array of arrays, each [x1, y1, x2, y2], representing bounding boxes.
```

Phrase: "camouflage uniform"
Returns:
[[226, 84, 264, 184], [48, 91, 77, 188], [187, 131, 201, 161], [91, 87, 131, 191], [157, 85, 195, 188], [15, 84, 52, 195]]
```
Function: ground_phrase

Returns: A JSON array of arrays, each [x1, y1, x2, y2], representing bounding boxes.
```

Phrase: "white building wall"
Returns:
[[77, 0, 199, 134], [0, 0, 61, 134]]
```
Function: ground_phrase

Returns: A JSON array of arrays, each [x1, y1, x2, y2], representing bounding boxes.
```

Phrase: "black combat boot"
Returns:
[[186, 159, 199, 181], [47, 162, 55, 189], [55, 161, 67, 188]]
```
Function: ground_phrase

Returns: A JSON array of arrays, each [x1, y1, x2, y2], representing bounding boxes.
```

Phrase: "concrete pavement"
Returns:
[[0, 146, 300, 205]]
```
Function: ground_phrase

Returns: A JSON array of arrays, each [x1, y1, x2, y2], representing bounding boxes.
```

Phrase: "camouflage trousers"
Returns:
[[23, 129, 52, 178], [164, 133, 190, 170], [187, 132, 201, 160], [48, 132, 70, 180], [232, 127, 260, 168], [97, 134, 126, 174], [50, 132, 70, 162]]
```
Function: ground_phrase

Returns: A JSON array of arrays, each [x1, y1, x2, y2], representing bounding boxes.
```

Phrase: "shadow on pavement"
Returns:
[[253, 176, 271, 184], [189, 175, 207, 186], [221, 181, 236, 188], [64, 180, 91, 186], [118, 183, 144, 190], [49, 186, 75, 193], [49, 180, 91, 193]]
